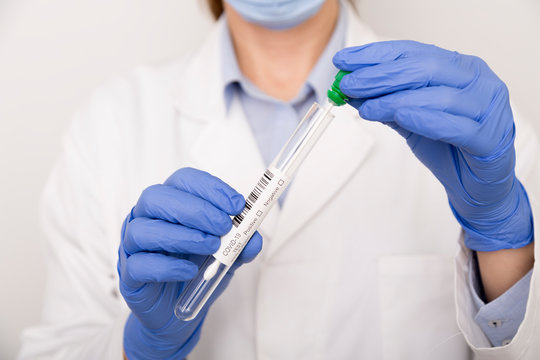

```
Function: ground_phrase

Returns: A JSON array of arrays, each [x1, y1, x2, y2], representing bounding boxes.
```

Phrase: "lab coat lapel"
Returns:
[[185, 99, 281, 240], [172, 20, 280, 240], [267, 105, 374, 258], [265, 7, 380, 259]]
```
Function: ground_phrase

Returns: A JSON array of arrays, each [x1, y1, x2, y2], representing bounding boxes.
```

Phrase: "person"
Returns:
[[18, 0, 540, 359]]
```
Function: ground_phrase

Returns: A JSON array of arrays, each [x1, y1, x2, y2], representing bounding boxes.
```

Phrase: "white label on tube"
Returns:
[[213, 167, 290, 267]]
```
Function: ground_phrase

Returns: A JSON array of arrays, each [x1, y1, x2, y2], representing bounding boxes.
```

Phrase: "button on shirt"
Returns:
[[219, 4, 530, 347]]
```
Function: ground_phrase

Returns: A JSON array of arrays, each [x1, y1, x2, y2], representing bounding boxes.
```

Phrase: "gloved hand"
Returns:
[[118, 167, 262, 359], [333, 40, 533, 251]]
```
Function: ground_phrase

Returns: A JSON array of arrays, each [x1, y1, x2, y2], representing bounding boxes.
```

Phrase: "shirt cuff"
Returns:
[[467, 252, 533, 347]]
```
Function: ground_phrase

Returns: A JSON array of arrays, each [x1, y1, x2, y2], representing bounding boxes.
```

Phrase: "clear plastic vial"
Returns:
[[174, 71, 350, 321]]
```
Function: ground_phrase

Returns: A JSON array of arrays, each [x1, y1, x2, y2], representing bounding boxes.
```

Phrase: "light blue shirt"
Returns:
[[219, 4, 530, 347], [221, 5, 346, 168], [469, 254, 532, 346]]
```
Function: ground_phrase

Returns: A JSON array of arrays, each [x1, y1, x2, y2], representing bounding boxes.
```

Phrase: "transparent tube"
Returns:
[[174, 101, 335, 321], [272, 101, 335, 176]]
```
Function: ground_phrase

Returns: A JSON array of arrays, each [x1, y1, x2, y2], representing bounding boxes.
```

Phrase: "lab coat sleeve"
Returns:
[[455, 108, 540, 359], [17, 81, 133, 359]]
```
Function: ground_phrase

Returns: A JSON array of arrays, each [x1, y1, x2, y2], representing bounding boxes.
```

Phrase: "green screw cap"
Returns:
[[327, 70, 351, 106]]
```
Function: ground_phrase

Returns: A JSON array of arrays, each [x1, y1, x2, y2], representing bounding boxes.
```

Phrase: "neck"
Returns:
[[225, 0, 340, 101]]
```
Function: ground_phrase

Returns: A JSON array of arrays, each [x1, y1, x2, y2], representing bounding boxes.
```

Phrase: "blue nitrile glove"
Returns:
[[333, 41, 534, 251], [118, 167, 262, 359]]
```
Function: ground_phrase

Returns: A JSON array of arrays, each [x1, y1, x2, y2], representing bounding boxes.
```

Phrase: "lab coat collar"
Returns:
[[268, 104, 374, 258], [173, 6, 379, 256], [266, 8, 379, 257], [173, 19, 227, 122]]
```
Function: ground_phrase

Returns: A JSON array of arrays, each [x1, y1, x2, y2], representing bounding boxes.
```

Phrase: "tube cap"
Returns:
[[327, 70, 351, 106]]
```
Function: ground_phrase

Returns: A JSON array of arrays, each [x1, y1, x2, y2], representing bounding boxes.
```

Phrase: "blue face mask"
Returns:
[[225, 0, 326, 30]]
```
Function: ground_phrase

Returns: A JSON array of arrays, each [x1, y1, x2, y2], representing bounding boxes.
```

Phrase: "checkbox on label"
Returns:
[[256, 210, 263, 216], [278, 179, 284, 186]]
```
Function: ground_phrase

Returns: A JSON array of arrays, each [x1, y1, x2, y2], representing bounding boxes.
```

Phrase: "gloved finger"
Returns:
[[123, 252, 198, 287], [384, 121, 412, 139], [357, 86, 489, 123], [339, 55, 485, 99], [133, 184, 232, 236], [165, 167, 245, 215], [235, 231, 263, 265], [124, 217, 220, 256], [393, 107, 484, 153], [333, 40, 447, 71], [347, 98, 365, 109]]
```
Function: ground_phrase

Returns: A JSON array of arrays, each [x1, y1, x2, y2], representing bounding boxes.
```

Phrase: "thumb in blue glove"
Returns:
[[333, 41, 533, 251], [118, 167, 262, 359]]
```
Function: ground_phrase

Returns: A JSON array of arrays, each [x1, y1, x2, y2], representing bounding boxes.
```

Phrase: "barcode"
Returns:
[[232, 169, 274, 228]]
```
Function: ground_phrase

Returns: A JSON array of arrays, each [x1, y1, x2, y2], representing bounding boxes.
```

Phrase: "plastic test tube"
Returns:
[[174, 70, 350, 321]]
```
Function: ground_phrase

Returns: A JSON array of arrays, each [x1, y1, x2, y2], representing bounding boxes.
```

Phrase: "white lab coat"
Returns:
[[19, 8, 540, 360]]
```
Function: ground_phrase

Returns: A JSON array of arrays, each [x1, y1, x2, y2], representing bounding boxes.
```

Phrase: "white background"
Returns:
[[0, 0, 539, 358]]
